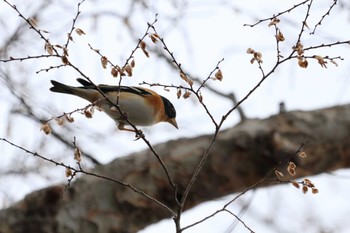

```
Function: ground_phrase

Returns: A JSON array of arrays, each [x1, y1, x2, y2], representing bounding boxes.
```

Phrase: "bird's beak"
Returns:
[[168, 118, 178, 129]]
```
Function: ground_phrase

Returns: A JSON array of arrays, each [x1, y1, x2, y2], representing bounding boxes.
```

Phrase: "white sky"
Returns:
[[1, 0, 350, 232]]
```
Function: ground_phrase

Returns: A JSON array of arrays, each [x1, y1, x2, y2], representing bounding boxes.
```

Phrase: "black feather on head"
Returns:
[[160, 96, 176, 118]]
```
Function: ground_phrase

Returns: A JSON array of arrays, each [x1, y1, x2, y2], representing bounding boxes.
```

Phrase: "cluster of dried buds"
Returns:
[[266, 18, 339, 69], [45, 27, 86, 66], [294, 42, 308, 68], [102, 35, 158, 78], [175, 88, 191, 100], [40, 106, 94, 135], [268, 18, 285, 42], [292, 178, 319, 194], [180, 71, 193, 87], [65, 146, 82, 178], [274, 151, 319, 195], [247, 48, 263, 64], [268, 17, 280, 27]]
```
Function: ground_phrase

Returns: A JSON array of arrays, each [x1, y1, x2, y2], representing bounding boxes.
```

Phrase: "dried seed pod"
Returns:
[[215, 69, 223, 81], [314, 55, 327, 68], [246, 48, 255, 54], [268, 17, 280, 27], [298, 58, 308, 68], [183, 90, 191, 99], [101, 56, 108, 69], [255, 51, 263, 61], [84, 108, 93, 118], [294, 42, 304, 55], [110, 106, 118, 112], [130, 59, 135, 68], [67, 33, 74, 42], [45, 42, 54, 55], [142, 49, 150, 58], [75, 28, 86, 36], [312, 188, 319, 194], [139, 41, 150, 57], [275, 170, 284, 180], [111, 67, 119, 77], [248, 49, 263, 64], [74, 148, 82, 162], [64, 114, 74, 123], [291, 180, 300, 189], [61, 56, 69, 65], [330, 60, 338, 67], [276, 30, 285, 42], [125, 64, 133, 77], [149, 33, 160, 43], [65, 168, 73, 177], [287, 162, 296, 176], [302, 185, 308, 194], [40, 122, 51, 135], [55, 117, 64, 126], [140, 40, 146, 50], [304, 178, 311, 185], [298, 151, 307, 158], [28, 17, 38, 28], [180, 71, 193, 87], [177, 88, 182, 99]]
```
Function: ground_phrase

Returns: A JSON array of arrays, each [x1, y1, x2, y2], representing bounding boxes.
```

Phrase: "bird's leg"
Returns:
[[114, 108, 144, 139], [117, 123, 144, 140], [118, 123, 136, 132]]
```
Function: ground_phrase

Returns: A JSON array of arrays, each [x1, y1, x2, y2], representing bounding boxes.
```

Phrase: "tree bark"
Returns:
[[1, 104, 350, 233]]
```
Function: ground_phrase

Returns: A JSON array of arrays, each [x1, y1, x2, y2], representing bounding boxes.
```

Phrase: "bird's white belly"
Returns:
[[99, 95, 157, 126]]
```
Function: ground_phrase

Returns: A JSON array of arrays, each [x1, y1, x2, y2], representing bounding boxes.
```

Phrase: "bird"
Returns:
[[49, 78, 178, 132]]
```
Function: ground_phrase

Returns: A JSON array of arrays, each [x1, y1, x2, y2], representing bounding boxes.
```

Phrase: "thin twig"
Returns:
[[243, 0, 310, 27], [0, 137, 176, 216], [0, 54, 58, 63], [64, 0, 86, 48], [86, 15, 178, 191], [196, 58, 224, 93], [2, 0, 60, 56], [295, 0, 314, 46], [310, 0, 338, 35], [182, 141, 308, 232]]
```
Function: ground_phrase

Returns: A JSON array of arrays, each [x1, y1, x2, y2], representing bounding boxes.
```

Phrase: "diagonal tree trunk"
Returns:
[[1, 104, 350, 233]]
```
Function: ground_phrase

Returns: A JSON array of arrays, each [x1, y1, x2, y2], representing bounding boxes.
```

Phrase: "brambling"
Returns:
[[50, 78, 178, 132]]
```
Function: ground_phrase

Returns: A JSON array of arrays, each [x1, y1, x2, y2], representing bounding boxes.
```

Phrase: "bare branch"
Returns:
[[311, 0, 338, 34], [0, 137, 176, 216], [243, 0, 310, 27]]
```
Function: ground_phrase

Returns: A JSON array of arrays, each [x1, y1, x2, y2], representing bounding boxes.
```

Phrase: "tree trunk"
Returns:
[[1, 104, 350, 233]]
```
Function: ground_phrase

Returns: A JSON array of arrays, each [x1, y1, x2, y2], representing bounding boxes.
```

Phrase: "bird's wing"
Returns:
[[76, 78, 152, 96]]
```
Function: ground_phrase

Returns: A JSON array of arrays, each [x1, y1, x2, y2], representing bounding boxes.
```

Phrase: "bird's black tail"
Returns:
[[50, 80, 75, 94], [76, 78, 93, 87]]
